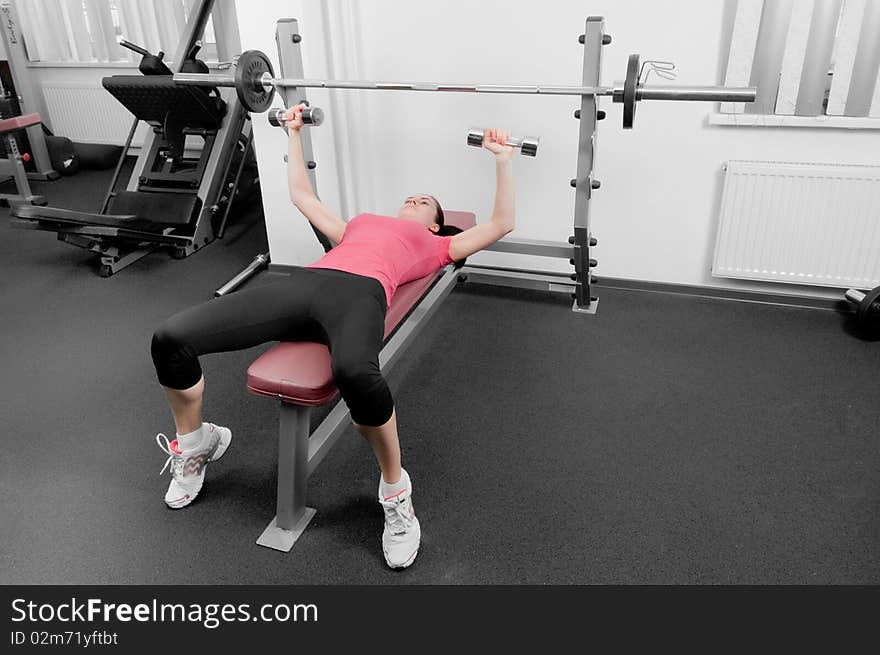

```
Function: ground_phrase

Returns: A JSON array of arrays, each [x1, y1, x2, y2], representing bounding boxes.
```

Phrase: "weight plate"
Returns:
[[623, 53, 639, 130], [234, 50, 274, 113], [857, 285, 880, 336]]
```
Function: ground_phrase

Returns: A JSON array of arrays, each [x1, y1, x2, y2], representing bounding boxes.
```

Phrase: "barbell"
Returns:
[[174, 50, 756, 129], [844, 286, 880, 338]]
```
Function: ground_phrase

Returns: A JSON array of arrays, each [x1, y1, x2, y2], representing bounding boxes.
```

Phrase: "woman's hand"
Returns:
[[284, 103, 309, 133], [482, 127, 514, 162]]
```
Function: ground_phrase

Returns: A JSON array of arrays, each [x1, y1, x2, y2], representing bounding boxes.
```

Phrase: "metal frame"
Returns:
[[0, 130, 44, 205], [254, 17, 331, 550], [108, 0, 248, 274], [131, 0, 250, 263], [571, 17, 604, 313], [116, 0, 249, 262], [126, 0, 214, 191], [181, 17, 756, 309], [274, 19, 333, 253], [213, 17, 331, 298]]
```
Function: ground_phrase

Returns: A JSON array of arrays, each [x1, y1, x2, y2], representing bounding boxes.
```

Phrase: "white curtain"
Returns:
[[116, 0, 190, 62], [724, 0, 880, 118], [83, 0, 120, 61], [16, 0, 70, 61], [14, 0, 217, 64], [61, 0, 94, 61]]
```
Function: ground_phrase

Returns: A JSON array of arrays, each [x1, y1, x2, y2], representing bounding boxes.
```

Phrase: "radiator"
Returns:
[[713, 160, 880, 289], [41, 83, 150, 146]]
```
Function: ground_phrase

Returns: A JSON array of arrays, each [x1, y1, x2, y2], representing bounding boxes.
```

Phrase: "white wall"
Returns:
[[237, 0, 880, 299]]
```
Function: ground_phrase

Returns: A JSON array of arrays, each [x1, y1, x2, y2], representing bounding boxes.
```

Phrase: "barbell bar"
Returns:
[[177, 69, 616, 96], [173, 50, 756, 128]]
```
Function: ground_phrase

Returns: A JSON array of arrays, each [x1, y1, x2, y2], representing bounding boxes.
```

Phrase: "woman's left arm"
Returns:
[[488, 156, 515, 231], [449, 129, 516, 261]]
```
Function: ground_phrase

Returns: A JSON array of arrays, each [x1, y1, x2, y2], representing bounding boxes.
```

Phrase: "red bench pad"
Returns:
[[0, 113, 41, 134]]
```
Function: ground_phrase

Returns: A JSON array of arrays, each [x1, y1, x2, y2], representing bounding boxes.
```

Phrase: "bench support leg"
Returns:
[[256, 402, 316, 551]]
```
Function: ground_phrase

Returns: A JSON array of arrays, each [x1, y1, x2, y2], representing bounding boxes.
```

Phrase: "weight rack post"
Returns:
[[252, 17, 322, 551], [275, 19, 333, 253], [214, 17, 330, 298], [570, 16, 606, 315]]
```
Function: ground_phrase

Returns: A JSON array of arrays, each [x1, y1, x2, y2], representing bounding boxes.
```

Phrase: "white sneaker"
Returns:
[[379, 474, 421, 569], [156, 423, 232, 509]]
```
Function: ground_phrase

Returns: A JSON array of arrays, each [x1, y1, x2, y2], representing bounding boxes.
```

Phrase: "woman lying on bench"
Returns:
[[150, 103, 516, 569]]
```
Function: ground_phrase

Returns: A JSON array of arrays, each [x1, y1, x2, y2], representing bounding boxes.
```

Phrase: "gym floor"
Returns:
[[1, 164, 878, 585]]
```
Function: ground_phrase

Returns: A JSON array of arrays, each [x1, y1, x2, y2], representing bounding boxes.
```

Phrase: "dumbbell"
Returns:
[[466, 128, 539, 157], [268, 102, 324, 128], [844, 286, 880, 338]]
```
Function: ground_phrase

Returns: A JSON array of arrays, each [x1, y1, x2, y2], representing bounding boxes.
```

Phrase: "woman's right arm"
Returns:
[[286, 105, 347, 244]]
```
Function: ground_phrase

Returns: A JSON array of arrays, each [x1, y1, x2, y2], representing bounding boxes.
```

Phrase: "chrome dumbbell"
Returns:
[[466, 128, 539, 157], [268, 102, 324, 128]]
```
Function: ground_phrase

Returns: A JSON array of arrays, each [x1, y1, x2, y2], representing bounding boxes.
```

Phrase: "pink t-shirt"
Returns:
[[305, 213, 455, 306]]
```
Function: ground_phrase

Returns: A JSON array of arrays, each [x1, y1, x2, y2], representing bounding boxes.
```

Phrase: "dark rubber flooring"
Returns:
[[1, 163, 878, 584]]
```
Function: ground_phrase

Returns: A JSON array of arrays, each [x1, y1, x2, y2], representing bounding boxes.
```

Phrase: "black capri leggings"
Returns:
[[150, 267, 392, 426]]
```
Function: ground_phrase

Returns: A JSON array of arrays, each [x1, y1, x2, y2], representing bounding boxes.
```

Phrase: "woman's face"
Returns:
[[398, 194, 440, 233]]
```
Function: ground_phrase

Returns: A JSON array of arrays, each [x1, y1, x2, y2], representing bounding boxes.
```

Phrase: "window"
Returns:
[[14, 0, 218, 65], [717, 0, 880, 126]]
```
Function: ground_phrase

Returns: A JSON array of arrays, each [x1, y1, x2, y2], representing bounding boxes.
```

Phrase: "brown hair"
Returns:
[[426, 195, 462, 237]]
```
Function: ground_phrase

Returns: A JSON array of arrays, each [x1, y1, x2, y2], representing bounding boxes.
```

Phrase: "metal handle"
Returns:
[[637, 85, 757, 103], [214, 253, 270, 297], [176, 72, 236, 86], [118, 39, 150, 57], [846, 289, 866, 304]]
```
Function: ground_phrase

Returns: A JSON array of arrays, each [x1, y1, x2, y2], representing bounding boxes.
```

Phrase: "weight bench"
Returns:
[[246, 211, 475, 551]]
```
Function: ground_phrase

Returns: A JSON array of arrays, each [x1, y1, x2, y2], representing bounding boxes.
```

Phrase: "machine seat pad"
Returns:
[[13, 191, 201, 231], [11, 205, 158, 232]]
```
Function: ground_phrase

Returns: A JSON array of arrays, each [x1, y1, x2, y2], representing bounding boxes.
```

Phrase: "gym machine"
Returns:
[[174, 18, 756, 313], [9, 0, 257, 277]]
